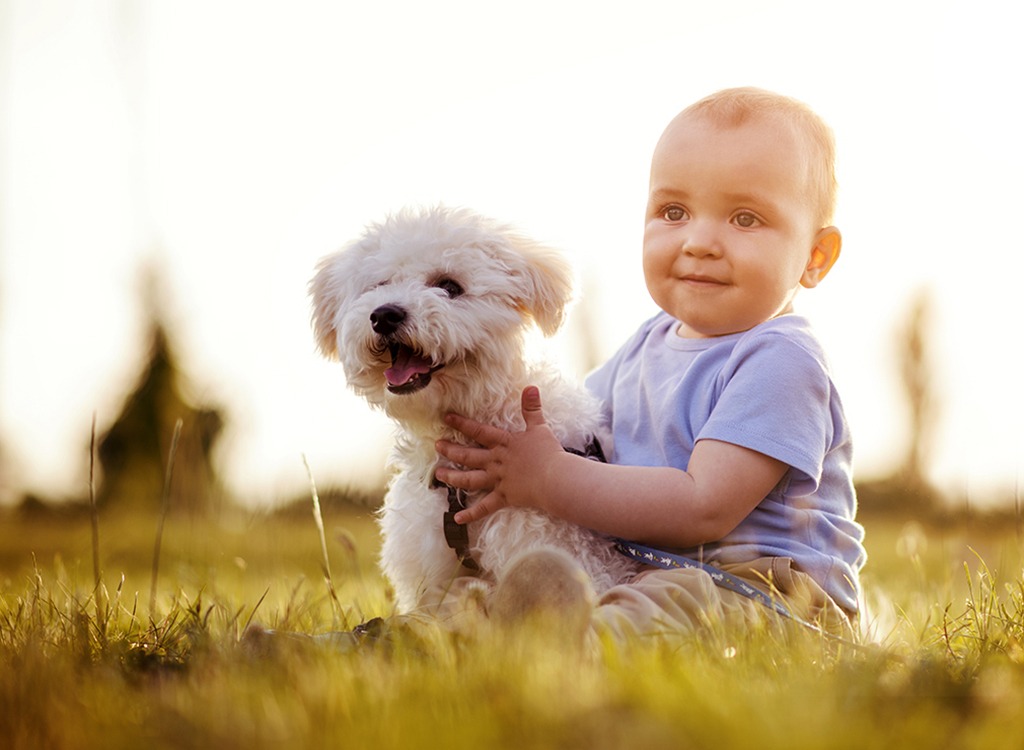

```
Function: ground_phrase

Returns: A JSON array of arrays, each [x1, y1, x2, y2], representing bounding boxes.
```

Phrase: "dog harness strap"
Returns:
[[564, 435, 607, 463], [613, 539, 827, 632], [617, 540, 877, 653], [434, 435, 606, 572], [439, 482, 480, 571]]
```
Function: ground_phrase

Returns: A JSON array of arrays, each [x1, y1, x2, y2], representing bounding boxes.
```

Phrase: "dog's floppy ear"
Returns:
[[309, 252, 350, 360], [506, 236, 576, 337]]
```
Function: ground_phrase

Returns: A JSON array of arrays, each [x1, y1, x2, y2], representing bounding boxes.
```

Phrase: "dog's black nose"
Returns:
[[370, 304, 407, 335]]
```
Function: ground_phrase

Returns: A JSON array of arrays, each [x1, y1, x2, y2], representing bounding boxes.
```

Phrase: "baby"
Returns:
[[436, 87, 867, 640]]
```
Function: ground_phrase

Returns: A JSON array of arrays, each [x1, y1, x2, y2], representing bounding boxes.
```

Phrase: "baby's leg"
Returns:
[[592, 566, 762, 641], [592, 557, 854, 642]]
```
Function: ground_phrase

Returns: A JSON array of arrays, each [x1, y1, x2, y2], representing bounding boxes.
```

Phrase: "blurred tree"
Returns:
[[856, 287, 944, 517], [96, 316, 224, 516], [899, 288, 939, 488], [0, 441, 10, 507]]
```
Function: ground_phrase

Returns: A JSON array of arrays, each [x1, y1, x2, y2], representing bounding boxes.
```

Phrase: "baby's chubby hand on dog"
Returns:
[[434, 386, 566, 524]]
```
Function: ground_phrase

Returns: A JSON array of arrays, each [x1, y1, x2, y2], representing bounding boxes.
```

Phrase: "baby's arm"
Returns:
[[434, 386, 786, 549]]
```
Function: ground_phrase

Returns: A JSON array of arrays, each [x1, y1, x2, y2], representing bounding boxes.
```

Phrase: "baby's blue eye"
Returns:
[[734, 212, 758, 228], [663, 206, 686, 221]]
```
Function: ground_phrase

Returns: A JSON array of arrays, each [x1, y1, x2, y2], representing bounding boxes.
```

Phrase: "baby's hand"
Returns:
[[434, 386, 563, 524]]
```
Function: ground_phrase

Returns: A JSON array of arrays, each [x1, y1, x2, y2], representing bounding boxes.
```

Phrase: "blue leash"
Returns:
[[614, 539, 827, 634]]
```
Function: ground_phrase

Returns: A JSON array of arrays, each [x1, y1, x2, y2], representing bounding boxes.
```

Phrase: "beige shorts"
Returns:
[[592, 556, 855, 641], [423, 555, 855, 644]]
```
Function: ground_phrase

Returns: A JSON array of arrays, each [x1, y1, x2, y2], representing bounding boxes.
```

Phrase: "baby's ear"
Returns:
[[801, 226, 842, 289], [507, 237, 576, 336], [309, 252, 350, 360]]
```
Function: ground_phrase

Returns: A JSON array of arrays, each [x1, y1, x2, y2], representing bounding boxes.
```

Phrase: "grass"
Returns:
[[3, 502, 1024, 749]]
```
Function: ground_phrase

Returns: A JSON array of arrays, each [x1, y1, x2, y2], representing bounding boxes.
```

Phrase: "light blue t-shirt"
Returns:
[[586, 312, 866, 614]]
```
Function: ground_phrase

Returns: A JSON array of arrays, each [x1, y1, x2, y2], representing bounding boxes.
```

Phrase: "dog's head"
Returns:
[[310, 206, 574, 422]]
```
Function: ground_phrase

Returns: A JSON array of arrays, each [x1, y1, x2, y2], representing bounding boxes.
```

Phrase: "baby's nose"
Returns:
[[682, 221, 723, 257]]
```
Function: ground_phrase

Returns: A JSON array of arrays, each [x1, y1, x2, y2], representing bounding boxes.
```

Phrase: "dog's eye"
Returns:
[[433, 277, 464, 298]]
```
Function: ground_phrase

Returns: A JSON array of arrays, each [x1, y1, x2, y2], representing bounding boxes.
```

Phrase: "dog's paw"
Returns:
[[489, 547, 595, 640]]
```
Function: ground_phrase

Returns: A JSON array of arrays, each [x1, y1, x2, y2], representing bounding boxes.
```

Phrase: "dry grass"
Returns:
[[3, 503, 1024, 749]]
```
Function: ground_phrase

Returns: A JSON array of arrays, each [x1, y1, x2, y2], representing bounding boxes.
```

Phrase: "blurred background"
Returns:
[[0, 0, 1020, 515]]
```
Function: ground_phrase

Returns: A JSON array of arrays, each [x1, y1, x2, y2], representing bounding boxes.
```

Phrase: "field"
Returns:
[[3, 500, 1024, 750]]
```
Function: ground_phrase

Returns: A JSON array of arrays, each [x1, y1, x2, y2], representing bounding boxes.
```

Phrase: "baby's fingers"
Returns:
[[443, 413, 509, 447], [454, 492, 505, 525], [435, 439, 490, 468], [434, 465, 493, 493]]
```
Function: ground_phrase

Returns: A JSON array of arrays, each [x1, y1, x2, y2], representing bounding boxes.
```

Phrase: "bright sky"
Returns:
[[1, 0, 1021, 507]]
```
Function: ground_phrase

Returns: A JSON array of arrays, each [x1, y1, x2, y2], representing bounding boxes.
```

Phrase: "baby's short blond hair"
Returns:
[[682, 87, 837, 227]]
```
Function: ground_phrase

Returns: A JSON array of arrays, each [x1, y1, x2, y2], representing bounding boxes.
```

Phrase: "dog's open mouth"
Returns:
[[384, 343, 444, 394]]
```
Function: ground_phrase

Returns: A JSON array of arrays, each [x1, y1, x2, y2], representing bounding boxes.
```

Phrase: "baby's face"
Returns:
[[643, 113, 835, 338]]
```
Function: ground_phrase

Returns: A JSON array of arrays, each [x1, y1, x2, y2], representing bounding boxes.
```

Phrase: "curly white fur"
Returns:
[[310, 206, 641, 613]]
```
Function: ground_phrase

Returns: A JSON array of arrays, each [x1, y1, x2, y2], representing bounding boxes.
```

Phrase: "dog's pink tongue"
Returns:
[[385, 349, 433, 386]]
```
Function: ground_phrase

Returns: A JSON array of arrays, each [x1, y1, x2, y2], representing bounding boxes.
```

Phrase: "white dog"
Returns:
[[310, 206, 641, 615]]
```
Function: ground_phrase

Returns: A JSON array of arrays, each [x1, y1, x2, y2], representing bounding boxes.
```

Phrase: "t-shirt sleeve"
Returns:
[[696, 331, 835, 494]]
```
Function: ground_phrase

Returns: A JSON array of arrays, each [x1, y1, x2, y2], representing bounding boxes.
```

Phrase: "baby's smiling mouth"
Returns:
[[384, 343, 445, 394], [681, 274, 727, 286]]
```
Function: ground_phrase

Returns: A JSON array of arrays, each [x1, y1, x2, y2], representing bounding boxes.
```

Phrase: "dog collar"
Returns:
[[563, 434, 607, 463], [430, 435, 606, 573], [430, 476, 480, 571]]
